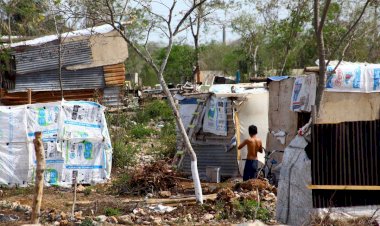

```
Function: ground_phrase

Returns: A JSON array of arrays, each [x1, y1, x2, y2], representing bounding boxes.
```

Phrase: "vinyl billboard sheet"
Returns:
[[0, 101, 112, 187]]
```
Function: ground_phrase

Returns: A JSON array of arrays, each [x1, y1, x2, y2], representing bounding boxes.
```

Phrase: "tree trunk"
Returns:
[[315, 30, 326, 113], [253, 45, 259, 77], [158, 75, 203, 204], [280, 48, 290, 76], [194, 38, 200, 84], [31, 132, 45, 224], [7, 13, 11, 44]]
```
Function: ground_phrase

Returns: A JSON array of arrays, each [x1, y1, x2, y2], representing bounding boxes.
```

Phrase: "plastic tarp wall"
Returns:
[[276, 136, 312, 226], [203, 96, 228, 136], [0, 101, 112, 187], [178, 98, 198, 130], [290, 74, 316, 112], [326, 62, 380, 92], [236, 89, 269, 175]]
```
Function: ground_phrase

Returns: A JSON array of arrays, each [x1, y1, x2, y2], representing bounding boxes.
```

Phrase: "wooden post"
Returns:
[[27, 89, 32, 104], [71, 171, 78, 218], [31, 132, 45, 224]]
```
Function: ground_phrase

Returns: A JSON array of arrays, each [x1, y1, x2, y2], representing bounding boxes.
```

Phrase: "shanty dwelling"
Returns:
[[176, 83, 269, 180], [276, 62, 380, 225], [0, 24, 128, 106]]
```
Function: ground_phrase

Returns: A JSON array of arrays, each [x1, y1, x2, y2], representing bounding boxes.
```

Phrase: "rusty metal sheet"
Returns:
[[13, 40, 92, 74], [11, 67, 105, 92]]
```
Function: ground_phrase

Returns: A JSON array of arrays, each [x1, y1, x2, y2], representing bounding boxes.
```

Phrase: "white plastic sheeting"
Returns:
[[178, 98, 198, 130], [276, 136, 312, 226], [0, 101, 112, 187], [290, 74, 316, 112], [235, 89, 269, 175], [326, 62, 380, 92]]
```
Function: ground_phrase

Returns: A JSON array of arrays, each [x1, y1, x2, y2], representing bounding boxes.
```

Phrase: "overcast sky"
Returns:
[[147, 0, 241, 45]]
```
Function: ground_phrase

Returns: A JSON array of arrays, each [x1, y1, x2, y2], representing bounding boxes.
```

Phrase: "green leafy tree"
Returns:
[[157, 44, 195, 84]]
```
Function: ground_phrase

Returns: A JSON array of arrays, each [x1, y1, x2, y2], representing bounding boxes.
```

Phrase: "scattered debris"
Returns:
[[0, 214, 19, 223], [148, 204, 176, 213], [158, 190, 171, 198]]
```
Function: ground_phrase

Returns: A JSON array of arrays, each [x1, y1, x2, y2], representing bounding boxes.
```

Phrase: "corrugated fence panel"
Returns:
[[13, 40, 92, 74], [103, 64, 125, 87], [102, 87, 124, 107], [312, 120, 380, 208], [11, 67, 105, 92], [181, 145, 239, 177]]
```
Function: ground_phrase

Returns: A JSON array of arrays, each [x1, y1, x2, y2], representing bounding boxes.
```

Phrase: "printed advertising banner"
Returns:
[[203, 96, 228, 136], [290, 74, 316, 112], [325, 63, 380, 92], [0, 101, 112, 187]]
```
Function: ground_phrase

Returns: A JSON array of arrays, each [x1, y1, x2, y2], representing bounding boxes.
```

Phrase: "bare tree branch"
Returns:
[[173, 0, 206, 35], [139, 2, 168, 23], [314, 0, 320, 33], [326, 0, 372, 66], [317, 0, 331, 34]]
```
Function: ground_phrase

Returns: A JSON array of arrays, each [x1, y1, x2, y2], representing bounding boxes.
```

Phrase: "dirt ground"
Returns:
[[0, 177, 278, 226]]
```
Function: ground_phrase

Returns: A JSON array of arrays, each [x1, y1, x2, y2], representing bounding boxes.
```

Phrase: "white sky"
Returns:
[[147, 0, 241, 45]]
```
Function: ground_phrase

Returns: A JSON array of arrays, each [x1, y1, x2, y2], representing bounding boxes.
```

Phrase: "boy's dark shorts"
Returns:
[[243, 159, 258, 181]]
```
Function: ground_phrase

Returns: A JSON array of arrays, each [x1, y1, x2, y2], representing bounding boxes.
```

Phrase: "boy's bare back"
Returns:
[[238, 137, 263, 160]]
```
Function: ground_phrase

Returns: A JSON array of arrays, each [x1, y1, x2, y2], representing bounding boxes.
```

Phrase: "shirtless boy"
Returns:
[[238, 125, 263, 181]]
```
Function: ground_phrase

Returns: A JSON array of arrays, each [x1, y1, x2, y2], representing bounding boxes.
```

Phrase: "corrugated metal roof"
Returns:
[[10, 24, 115, 48], [13, 40, 92, 74], [180, 145, 239, 177], [11, 67, 105, 92], [102, 87, 124, 107]]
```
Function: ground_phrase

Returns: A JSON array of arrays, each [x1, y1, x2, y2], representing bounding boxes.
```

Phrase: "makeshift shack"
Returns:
[[0, 24, 128, 107], [177, 83, 269, 179], [276, 61, 380, 225]]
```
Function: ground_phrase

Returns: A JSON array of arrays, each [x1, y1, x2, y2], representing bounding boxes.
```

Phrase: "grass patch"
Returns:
[[215, 199, 271, 222], [129, 124, 156, 139], [104, 207, 121, 216]]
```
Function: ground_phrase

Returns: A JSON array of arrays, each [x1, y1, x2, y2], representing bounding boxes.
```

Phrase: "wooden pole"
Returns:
[[31, 131, 45, 224], [71, 171, 78, 219], [27, 89, 32, 104]]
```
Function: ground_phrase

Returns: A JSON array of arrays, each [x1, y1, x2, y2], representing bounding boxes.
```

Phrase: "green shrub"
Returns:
[[113, 142, 140, 168], [105, 111, 130, 126], [135, 100, 174, 123], [152, 122, 177, 159], [215, 199, 271, 222], [233, 199, 271, 221], [112, 173, 131, 195], [80, 218, 94, 226], [104, 207, 121, 216], [145, 100, 173, 121], [83, 187, 92, 196], [111, 127, 140, 168], [129, 124, 155, 139]]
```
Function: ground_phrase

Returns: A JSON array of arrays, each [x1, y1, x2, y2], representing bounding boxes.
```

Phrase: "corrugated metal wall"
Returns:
[[179, 99, 238, 177], [12, 67, 105, 92], [181, 145, 239, 177], [13, 40, 92, 74], [103, 87, 124, 107], [312, 120, 380, 208]]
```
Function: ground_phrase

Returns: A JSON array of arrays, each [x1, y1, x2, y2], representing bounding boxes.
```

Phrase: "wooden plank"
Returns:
[[104, 77, 125, 82], [103, 68, 125, 73], [308, 185, 380, 190], [104, 72, 125, 77]]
